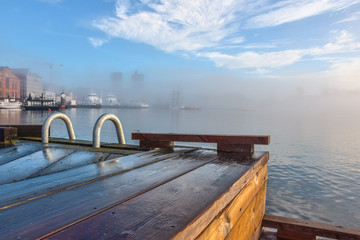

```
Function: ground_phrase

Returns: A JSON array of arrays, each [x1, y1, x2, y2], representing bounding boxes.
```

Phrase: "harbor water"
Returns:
[[1, 99, 359, 228]]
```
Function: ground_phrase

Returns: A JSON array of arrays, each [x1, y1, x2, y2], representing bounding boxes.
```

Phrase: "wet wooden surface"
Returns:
[[0, 139, 269, 240], [262, 214, 360, 240]]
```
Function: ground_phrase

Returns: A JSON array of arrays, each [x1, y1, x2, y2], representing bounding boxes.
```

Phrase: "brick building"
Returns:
[[0, 66, 21, 100]]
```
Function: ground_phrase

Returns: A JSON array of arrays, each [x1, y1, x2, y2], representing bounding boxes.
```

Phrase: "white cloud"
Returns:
[[201, 30, 360, 69], [88, 37, 109, 47], [198, 50, 304, 69], [325, 58, 360, 88], [90, 0, 360, 70], [246, 0, 360, 28], [335, 11, 360, 24], [92, 0, 244, 52]]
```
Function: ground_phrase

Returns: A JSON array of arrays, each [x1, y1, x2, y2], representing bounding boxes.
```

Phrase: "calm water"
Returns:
[[1, 100, 359, 227]]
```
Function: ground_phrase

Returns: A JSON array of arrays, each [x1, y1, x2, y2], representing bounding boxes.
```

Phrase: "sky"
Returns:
[[1, 0, 360, 104]]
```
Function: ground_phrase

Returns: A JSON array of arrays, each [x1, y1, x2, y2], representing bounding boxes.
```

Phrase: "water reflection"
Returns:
[[0, 105, 359, 227]]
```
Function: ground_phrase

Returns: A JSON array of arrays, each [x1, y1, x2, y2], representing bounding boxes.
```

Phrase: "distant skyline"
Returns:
[[1, 0, 360, 101]]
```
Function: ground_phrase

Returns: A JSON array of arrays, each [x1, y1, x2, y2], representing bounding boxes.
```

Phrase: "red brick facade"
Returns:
[[0, 67, 21, 99]]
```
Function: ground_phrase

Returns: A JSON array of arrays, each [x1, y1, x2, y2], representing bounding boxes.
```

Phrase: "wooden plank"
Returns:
[[262, 214, 360, 240], [0, 148, 75, 185], [0, 125, 43, 137], [224, 183, 267, 240], [132, 133, 270, 145], [173, 152, 268, 240], [0, 150, 217, 240], [47, 152, 269, 240], [0, 148, 194, 209], [32, 151, 111, 177], [0, 127, 17, 143], [195, 163, 268, 240], [132, 133, 270, 153], [0, 142, 43, 166]]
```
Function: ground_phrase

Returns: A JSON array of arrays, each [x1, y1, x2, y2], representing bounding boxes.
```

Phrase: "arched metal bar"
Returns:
[[42, 113, 76, 144], [92, 113, 125, 148]]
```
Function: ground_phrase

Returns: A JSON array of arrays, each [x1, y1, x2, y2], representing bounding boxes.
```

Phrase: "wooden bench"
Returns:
[[132, 133, 270, 154]]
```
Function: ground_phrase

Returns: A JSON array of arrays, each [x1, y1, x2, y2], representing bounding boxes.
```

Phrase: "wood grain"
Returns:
[[262, 214, 360, 240], [46, 152, 268, 240], [195, 163, 267, 240], [0, 148, 193, 209], [225, 183, 266, 240], [0, 151, 217, 239]]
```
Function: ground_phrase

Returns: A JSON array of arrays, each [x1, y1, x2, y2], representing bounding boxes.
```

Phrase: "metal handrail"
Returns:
[[92, 113, 125, 148], [42, 113, 76, 144]]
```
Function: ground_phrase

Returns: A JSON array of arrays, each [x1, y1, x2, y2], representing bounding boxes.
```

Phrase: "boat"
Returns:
[[0, 98, 22, 109], [23, 94, 60, 111], [119, 100, 149, 109], [76, 92, 102, 108], [102, 95, 120, 108]]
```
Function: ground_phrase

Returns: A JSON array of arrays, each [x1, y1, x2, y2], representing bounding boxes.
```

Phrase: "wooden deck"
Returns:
[[2, 126, 358, 240], [0, 135, 269, 240]]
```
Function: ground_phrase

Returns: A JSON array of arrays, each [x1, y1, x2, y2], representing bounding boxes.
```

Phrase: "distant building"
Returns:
[[0, 66, 21, 99], [131, 71, 144, 89], [11, 68, 43, 100], [110, 72, 122, 89]]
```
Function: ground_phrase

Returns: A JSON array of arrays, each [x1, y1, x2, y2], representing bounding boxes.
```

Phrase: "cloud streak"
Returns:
[[90, 0, 360, 70], [200, 30, 360, 69]]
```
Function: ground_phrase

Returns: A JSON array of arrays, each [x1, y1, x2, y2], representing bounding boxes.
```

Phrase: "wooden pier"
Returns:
[[0, 123, 359, 240]]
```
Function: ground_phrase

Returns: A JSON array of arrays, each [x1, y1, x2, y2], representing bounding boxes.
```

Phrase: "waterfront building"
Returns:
[[11, 68, 43, 101], [110, 72, 122, 89], [0, 66, 21, 100], [131, 71, 144, 89]]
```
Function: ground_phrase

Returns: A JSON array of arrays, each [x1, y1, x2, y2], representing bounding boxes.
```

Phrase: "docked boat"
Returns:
[[76, 92, 102, 108], [23, 94, 60, 111], [119, 100, 149, 109], [0, 98, 22, 109], [102, 95, 120, 108]]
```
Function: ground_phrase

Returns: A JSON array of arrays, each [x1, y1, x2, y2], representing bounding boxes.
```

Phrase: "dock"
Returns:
[[0, 113, 359, 240]]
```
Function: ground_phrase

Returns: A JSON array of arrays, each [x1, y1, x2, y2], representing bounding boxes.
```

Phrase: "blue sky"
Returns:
[[1, 0, 360, 98]]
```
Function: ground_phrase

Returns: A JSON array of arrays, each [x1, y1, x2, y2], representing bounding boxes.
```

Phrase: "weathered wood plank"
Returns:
[[0, 150, 216, 240], [195, 163, 268, 240], [262, 214, 360, 240], [174, 152, 268, 240], [0, 127, 17, 144], [132, 133, 270, 153], [0, 148, 75, 185], [0, 148, 194, 209], [224, 183, 267, 240], [0, 142, 43, 166], [0, 125, 43, 137], [132, 133, 270, 145], [32, 151, 111, 177], [47, 152, 269, 240]]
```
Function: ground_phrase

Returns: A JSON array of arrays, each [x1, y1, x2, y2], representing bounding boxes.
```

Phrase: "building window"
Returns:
[[6, 77, 9, 89]]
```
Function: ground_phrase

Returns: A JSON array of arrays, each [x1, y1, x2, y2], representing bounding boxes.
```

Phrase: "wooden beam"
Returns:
[[262, 214, 360, 240], [0, 127, 17, 144], [132, 133, 270, 153], [0, 125, 43, 138]]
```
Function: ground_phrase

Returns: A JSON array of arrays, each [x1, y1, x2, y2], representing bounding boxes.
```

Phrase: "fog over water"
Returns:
[[1, 94, 360, 227]]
